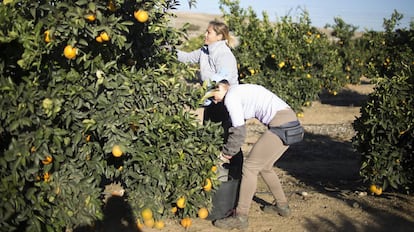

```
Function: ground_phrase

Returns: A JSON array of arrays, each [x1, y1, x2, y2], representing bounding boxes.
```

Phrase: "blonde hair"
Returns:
[[208, 20, 239, 49]]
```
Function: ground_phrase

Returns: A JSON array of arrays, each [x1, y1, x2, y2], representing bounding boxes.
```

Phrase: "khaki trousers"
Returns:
[[236, 109, 297, 215]]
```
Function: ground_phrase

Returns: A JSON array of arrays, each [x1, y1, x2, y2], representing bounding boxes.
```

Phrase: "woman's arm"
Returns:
[[222, 125, 246, 156], [176, 48, 203, 64], [221, 90, 246, 156]]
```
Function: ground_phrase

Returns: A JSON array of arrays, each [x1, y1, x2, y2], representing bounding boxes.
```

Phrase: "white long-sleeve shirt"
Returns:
[[177, 40, 239, 85], [224, 84, 290, 127]]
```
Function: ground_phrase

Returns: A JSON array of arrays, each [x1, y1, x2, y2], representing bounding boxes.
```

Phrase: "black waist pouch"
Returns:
[[269, 120, 304, 145]]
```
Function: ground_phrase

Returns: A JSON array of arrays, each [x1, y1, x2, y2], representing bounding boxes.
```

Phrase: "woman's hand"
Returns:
[[219, 152, 232, 163]]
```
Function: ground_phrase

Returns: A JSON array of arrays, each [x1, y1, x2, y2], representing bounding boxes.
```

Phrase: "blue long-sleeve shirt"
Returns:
[[177, 40, 239, 86]]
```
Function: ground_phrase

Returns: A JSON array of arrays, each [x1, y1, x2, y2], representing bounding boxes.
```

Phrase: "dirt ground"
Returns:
[[134, 81, 414, 232]]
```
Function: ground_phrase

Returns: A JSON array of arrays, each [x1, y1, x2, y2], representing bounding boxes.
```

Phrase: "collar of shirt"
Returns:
[[207, 40, 226, 56]]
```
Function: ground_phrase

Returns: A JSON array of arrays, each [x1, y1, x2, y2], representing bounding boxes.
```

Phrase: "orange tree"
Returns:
[[325, 17, 368, 84], [352, 11, 414, 193], [219, 0, 345, 113], [0, 0, 222, 231]]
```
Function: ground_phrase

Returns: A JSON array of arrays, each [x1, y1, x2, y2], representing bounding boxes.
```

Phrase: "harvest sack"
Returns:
[[207, 176, 240, 221], [207, 149, 243, 221], [270, 120, 304, 145]]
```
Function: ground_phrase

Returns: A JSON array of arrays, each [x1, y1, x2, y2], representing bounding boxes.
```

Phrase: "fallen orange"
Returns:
[[180, 217, 192, 229]]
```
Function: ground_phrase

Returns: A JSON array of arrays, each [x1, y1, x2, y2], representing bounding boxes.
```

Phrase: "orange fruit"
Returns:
[[141, 208, 153, 220], [203, 178, 212, 192], [211, 165, 217, 173], [136, 219, 144, 230], [176, 197, 186, 209], [100, 32, 110, 41], [134, 10, 149, 23], [198, 207, 209, 219], [375, 187, 383, 195], [369, 184, 376, 193], [170, 206, 177, 213], [63, 45, 77, 59], [369, 184, 383, 195], [96, 36, 103, 43], [85, 14, 96, 22], [42, 155, 53, 165], [44, 30, 51, 43], [43, 172, 50, 182], [180, 217, 192, 229], [143, 218, 154, 228], [112, 145, 123, 157], [154, 220, 165, 229]]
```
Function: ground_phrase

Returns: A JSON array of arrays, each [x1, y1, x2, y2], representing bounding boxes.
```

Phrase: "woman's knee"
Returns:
[[242, 160, 263, 176]]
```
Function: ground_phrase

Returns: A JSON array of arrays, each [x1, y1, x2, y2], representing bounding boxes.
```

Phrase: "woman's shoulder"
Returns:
[[209, 40, 230, 52]]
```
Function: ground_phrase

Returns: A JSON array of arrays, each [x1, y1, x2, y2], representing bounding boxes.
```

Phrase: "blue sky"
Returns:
[[174, 0, 414, 31]]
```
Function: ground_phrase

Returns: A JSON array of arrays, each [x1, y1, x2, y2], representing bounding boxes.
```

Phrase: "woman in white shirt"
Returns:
[[211, 80, 303, 230]]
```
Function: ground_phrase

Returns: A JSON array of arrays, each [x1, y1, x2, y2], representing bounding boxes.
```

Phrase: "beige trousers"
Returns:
[[236, 109, 297, 215]]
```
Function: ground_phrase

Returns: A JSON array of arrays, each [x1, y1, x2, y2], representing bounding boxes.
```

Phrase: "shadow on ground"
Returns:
[[74, 196, 141, 232], [318, 83, 372, 107]]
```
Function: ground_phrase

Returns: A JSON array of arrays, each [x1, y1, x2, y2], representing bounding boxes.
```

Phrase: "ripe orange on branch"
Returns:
[[112, 145, 123, 157], [85, 14, 96, 22], [198, 207, 209, 219], [176, 196, 186, 208], [141, 208, 153, 220], [42, 155, 53, 165], [134, 10, 149, 23], [63, 45, 77, 59], [203, 178, 212, 191], [44, 30, 51, 43], [100, 32, 110, 41]]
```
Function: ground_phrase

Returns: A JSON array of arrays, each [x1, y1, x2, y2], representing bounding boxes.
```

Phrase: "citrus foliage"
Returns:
[[0, 0, 222, 231], [219, 0, 345, 112], [352, 12, 414, 193], [325, 17, 368, 84], [353, 73, 414, 193], [362, 11, 414, 79]]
